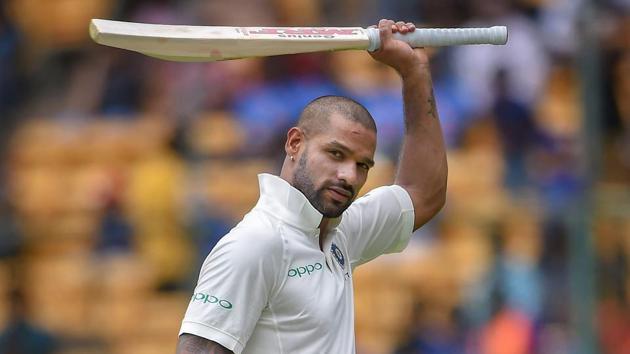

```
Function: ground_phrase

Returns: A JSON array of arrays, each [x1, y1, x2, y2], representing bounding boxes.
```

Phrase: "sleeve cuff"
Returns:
[[180, 321, 244, 354], [387, 185, 415, 253]]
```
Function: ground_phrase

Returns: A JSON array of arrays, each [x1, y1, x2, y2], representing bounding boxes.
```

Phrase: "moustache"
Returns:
[[324, 181, 355, 199]]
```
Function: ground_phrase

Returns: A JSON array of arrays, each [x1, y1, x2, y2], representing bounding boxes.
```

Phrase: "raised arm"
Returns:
[[176, 334, 233, 354], [370, 19, 448, 230]]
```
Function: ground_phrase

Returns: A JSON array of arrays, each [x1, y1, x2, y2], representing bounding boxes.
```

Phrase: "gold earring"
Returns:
[[290, 155, 295, 161]]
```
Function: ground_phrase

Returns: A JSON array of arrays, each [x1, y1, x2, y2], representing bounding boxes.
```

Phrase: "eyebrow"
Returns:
[[327, 140, 375, 167]]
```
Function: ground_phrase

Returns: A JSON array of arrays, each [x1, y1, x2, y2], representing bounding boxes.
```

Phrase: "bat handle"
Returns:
[[366, 26, 508, 51]]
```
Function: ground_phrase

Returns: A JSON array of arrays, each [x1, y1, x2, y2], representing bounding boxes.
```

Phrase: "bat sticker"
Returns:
[[248, 28, 361, 38]]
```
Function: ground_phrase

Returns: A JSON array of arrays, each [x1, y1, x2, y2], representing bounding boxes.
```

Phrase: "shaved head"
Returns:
[[282, 96, 377, 218], [297, 96, 376, 137]]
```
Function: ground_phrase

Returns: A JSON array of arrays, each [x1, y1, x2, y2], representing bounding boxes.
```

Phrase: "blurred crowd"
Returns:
[[0, 0, 629, 354]]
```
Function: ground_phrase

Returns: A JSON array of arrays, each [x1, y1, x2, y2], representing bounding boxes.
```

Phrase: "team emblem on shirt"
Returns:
[[331, 243, 345, 269]]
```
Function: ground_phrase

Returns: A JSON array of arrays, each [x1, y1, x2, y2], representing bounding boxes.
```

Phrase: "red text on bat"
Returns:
[[248, 28, 360, 36]]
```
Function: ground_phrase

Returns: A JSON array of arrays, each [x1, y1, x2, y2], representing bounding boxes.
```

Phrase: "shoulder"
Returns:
[[208, 210, 283, 266], [337, 184, 414, 236], [345, 185, 413, 214], [194, 210, 285, 297]]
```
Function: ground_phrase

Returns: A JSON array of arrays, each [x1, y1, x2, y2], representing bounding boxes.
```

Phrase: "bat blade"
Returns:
[[90, 19, 371, 62]]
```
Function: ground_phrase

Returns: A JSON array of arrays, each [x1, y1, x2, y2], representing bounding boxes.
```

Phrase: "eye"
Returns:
[[358, 163, 370, 171], [329, 150, 343, 159]]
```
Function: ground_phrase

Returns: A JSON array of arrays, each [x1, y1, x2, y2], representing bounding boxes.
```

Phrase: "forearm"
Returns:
[[394, 65, 448, 230], [176, 334, 233, 354]]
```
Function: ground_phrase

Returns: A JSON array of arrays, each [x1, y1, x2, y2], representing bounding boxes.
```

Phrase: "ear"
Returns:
[[285, 127, 305, 156]]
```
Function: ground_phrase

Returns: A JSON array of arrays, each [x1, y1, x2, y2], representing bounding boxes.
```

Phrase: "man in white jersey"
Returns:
[[176, 19, 448, 354]]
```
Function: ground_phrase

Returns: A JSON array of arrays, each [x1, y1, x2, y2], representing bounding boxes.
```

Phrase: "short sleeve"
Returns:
[[339, 185, 414, 269], [179, 222, 282, 354]]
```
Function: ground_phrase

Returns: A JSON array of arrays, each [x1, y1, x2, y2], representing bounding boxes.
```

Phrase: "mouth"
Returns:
[[327, 186, 352, 203]]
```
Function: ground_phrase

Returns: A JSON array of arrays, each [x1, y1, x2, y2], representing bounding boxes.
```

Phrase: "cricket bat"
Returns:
[[90, 19, 508, 62]]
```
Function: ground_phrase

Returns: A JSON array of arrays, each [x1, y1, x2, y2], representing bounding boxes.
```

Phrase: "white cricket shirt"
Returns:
[[180, 173, 414, 354]]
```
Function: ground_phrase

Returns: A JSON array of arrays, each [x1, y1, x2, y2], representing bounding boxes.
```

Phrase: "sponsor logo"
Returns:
[[288, 262, 323, 278], [248, 28, 360, 39], [331, 243, 345, 269], [192, 293, 233, 309]]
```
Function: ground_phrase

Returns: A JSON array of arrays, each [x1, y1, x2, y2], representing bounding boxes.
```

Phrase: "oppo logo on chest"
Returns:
[[287, 262, 323, 278]]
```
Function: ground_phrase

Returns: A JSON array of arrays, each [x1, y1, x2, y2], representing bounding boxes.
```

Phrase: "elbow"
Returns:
[[433, 182, 447, 215], [409, 178, 448, 230], [426, 163, 448, 217], [426, 180, 447, 218], [434, 161, 448, 213], [400, 161, 448, 230]]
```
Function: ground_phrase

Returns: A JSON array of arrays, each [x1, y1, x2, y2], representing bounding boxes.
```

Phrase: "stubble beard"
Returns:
[[292, 150, 353, 218]]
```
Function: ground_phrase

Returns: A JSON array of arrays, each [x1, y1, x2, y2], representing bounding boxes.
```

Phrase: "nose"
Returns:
[[336, 162, 358, 188]]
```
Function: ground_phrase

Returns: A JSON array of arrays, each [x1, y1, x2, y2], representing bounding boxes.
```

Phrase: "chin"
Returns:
[[322, 211, 344, 218], [310, 193, 352, 218], [321, 203, 350, 218]]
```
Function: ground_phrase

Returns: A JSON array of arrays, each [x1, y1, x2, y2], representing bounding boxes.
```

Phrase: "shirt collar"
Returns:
[[254, 173, 342, 232]]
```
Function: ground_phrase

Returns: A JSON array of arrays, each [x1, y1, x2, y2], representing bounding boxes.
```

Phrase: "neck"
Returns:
[[319, 218, 331, 250], [279, 164, 332, 249]]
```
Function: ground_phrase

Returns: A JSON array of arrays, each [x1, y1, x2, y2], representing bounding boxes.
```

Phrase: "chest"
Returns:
[[270, 228, 353, 327]]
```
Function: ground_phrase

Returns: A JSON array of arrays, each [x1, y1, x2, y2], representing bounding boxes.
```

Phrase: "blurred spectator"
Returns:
[[538, 220, 571, 330], [603, 40, 630, 183], [491, 69, 540, 191], [598, 298, 630, 354], [124, 120, 194, 290], [539, 0, 581, 57], [0, 3, 22, 135], [529, 65, 583, 216], [453, 0, 550, 114], [430, 50, 478, 148], [0, 192, 21, 259], [478, 302, 535, 354], [0, 288, 59, 354], [596, 217, 630, 354], [98, 51, 146, 115], [394, 302, 464, 354], [95, 193, 134, 255], [463, 209, 543, 333]]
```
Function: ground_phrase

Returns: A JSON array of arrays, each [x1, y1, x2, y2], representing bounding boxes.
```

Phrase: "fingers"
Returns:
[[391, 21, 416, 34], [375, 19, 417, 52], [394, 21, 407, 33], [376, 19, 416, 36], [378, 19, 394, 44]]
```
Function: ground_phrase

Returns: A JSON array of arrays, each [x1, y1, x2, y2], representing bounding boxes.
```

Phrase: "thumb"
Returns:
[[377, 19, 394, 48]]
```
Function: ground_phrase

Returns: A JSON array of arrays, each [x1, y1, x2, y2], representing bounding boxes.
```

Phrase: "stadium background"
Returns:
[[0, 0, 628, 353]]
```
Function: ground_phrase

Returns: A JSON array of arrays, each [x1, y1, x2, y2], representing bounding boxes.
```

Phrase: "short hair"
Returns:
[[297, 96, 376, 137]]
